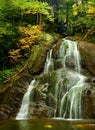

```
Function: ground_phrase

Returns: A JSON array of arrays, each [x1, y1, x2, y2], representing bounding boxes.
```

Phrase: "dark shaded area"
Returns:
[[39, 0, 67, 36], [39, 0, 60, 7], [57, 22, 67, 36]]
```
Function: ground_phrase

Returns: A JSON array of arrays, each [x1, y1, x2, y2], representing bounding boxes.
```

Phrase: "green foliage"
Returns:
[[1, 0, 95, 74], [0, 0, 54, 70], [55, 0, 95, 39], [8, 25, 47, 64], [71, 0, 95, 39], [0, 69, 13, 83]]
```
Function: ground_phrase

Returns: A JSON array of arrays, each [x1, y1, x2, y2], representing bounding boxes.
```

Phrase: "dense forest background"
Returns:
[[0, 0, 95, 83]]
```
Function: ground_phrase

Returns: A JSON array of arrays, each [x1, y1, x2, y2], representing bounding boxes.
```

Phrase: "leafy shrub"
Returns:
[[0, 69, 13, 83]]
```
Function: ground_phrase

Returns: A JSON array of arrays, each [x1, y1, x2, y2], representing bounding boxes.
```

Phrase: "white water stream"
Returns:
[[57, 39, 86, 118], [60, 72, 86, 118], [16, 79, 38, 119], [59, 39, 81, 73], [44, 49, 54, 74], [55, 39, 86, 118]]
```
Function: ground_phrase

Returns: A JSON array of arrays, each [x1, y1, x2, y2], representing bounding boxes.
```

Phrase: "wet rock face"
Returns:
[[82, 83, 95, 118], [28, 73, 56, 118], [78, 41, 95, 76], [27, 69, 65, 118], [28, 82, 56, 118]]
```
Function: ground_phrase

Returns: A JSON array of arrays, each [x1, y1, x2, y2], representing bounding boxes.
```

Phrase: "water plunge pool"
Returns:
[[0, 119, 95, 130]]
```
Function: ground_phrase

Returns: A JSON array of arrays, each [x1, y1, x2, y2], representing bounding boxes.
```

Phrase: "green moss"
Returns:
[[28, 45, 41, 69], [32, 45, 41, 62]]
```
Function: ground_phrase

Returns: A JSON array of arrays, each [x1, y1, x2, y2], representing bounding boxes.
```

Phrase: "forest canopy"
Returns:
[[0, 0, 95, 83]]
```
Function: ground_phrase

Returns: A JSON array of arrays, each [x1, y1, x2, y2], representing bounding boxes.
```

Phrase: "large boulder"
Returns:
[[78, 41, 95, 76]]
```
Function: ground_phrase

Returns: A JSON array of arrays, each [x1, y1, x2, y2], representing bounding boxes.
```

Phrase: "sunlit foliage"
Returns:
[[8, 25, 44, 64], [72, 0, 95, 39], [0, 0, 53, 69]]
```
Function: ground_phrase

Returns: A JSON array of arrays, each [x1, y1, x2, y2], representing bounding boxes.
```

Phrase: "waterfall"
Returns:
[[16, 39, 86, 120], [73, 43, 81, 73], [44, 49, 54, 73], [59, 39, 81, 73], [16, 79, 38, 120], [54, 39, 86, 119]]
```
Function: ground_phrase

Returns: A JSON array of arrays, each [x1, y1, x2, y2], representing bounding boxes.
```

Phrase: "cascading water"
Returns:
[[48, 39, 86, 119], [16, 39, 86, 120], [54, 39, 86, 119], [59, 39, 81, 73], [16, 79, 38, 119], [44, 49, 54, 74], [59, 72, 86, 119]]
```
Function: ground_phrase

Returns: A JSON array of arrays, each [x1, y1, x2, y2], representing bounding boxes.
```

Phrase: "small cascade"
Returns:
[[59, 72, 86, 119], [54, 71, 63, 117], [16, 79, 38, 119], [73, 43, 81, 73], [44, 49, 54, 73], [59, 39, 81, 73]]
